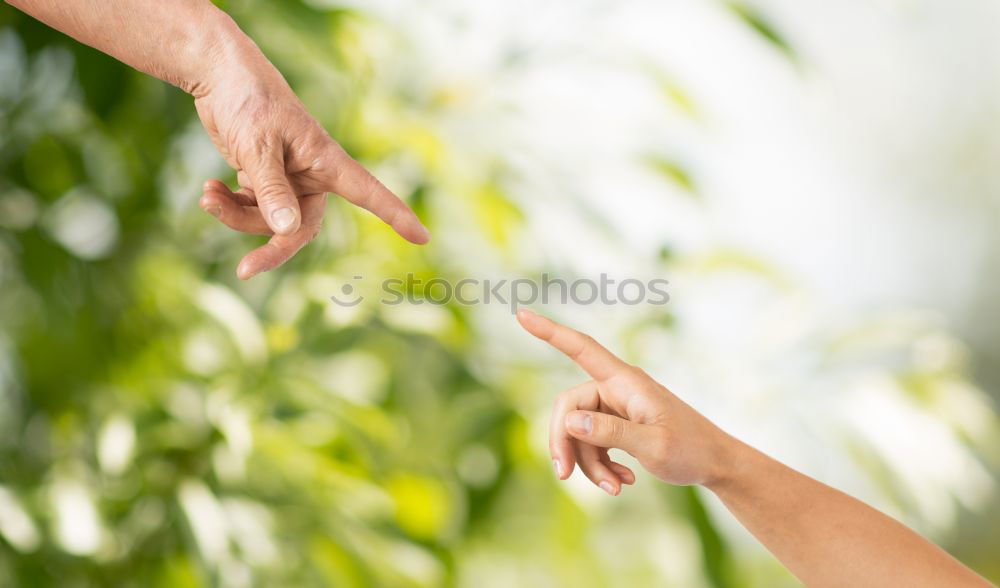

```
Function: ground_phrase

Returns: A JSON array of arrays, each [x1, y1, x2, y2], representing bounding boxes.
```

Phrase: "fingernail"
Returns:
[[271, 207, 296, 231], [599, 481, 617, 496], [417, 223, 431, 242], [566, 412, 592, 435], [206, 206, 222, 218], [236, 260, 258, 281], [552, 459, 563, 478]]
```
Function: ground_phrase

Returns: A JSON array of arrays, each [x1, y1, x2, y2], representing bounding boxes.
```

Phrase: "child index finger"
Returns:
[[516, 309, 629, 381]]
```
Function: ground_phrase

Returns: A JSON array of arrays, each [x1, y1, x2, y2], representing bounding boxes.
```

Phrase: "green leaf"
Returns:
[[646, 156, 698, 194], [727, 3, 795, 59]]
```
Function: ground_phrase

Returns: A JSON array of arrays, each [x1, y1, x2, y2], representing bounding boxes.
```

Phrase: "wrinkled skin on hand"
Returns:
[[194, 48, 429, 279]]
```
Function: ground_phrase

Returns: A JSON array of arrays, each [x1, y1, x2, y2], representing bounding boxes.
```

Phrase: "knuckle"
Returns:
[[617, 365, 650, 387], [548, 441, 561, 457], [244, 128, 277, 160], [607, 417, 627, 443], [554, 389, 573, 410], [250, 138, 270, 160], [303, 223, 322, 242], [648, 382, 671, 399], [329, 162, 348, 190], [254, 179, 292, 206], [359, 167, 379, 190], [313, 143, 344, 172], [352, 169, 381, 206], [384, 202, 402, 226], [568, 338, 590, 360]]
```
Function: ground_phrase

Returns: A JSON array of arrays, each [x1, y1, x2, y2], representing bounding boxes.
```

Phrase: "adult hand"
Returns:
[[516, 309, 736, 496], [195, 34, 430, 279], [6, 0, 429, 279]]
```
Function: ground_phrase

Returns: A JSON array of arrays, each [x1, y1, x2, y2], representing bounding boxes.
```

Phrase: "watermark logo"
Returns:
[[330, 275, 364, 307], [330, 273, 669, 313]]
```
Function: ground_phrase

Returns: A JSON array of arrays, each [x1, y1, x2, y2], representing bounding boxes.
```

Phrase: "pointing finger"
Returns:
[[516, 309, 630, 381], [321, 145, 430, 244]]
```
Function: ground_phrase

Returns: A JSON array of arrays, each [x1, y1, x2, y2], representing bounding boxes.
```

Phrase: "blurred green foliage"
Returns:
[[0, 4, 684, 586]]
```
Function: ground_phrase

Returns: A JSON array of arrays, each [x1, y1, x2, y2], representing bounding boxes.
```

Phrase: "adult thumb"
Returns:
[[245, 150, 301, 236], [565, 410, 658, 457]]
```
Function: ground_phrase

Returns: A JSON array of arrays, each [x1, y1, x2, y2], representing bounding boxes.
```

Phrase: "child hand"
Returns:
[[516, 309, 737, 496]]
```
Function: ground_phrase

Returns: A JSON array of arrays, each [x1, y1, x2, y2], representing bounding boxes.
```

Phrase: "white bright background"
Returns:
[[318, 0, 1000, 572]]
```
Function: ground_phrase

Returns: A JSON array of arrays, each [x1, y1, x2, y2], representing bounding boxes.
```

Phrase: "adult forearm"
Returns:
[[706, 441, 990, 587], [5, 0, 255, 97], [6, 0, 428, 276]]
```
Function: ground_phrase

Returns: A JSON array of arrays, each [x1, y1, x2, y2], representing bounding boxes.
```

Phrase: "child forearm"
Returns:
[[707, 441, 992, 587]]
